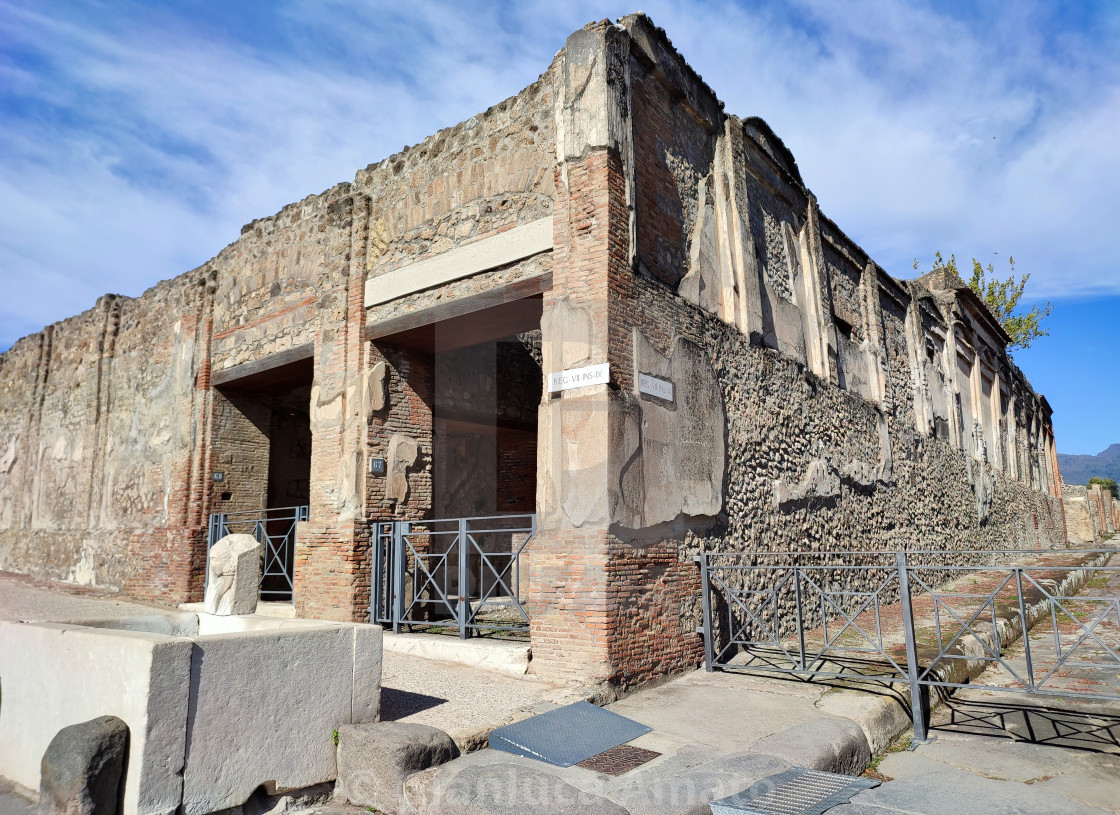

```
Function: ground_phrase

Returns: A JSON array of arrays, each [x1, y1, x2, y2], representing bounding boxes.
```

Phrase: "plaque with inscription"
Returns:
[[547, 363, 610, 393], [637, 373, 674, 402]]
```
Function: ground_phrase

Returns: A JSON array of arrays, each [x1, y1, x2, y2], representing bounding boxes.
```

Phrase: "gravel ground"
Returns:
[[380, 649, 583, 750]]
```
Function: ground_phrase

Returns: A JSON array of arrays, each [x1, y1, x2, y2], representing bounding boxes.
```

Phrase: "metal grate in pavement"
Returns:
[[709, 767, 880, 815], [489, 701, 652, 767], [576, 744, 661, 775]]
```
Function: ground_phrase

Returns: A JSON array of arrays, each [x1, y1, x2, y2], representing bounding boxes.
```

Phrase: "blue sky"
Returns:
[[1, 0, 1117, 453]]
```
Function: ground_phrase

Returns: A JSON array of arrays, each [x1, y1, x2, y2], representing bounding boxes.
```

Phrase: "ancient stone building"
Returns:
[[1064, 482, 1116, 543], [0, 15, 1065, 686]]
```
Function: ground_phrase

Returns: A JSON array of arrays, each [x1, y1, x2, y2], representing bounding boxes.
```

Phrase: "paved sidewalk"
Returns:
[[0, 571, 172, 621], [400, 669, 911, 815], [5, 568, 1118, 814], [380, 649, 583, 751], [834, 695, 1120, 814]]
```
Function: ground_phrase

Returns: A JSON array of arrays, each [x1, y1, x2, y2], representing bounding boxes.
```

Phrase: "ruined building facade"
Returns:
[[1063, 483, 1118, 544], [0, 16, 1064, 685]]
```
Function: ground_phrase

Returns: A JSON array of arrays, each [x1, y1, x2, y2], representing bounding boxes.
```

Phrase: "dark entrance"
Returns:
[[209, 354, 313, 603], [370, 295, 542, 635]]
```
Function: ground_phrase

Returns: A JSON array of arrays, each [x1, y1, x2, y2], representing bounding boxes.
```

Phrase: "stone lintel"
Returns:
[[364, 218, 553, 309], [211, 343, 314, 388]]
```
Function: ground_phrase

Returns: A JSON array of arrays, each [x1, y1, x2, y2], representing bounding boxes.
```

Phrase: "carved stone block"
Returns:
[[203, 534, 261, 616]]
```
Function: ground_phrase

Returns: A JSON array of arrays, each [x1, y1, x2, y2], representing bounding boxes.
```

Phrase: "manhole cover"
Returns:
[[489, 701, 652, 767], [576, 744, 661, 775], [709, 767, 880, 815]]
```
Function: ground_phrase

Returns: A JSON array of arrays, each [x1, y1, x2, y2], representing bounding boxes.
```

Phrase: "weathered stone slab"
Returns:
[[365, 218, 553, 308], [337, 722, 458, 812], [203, 534, 261, 616], [180, 625, 364, 815], [749, 717, 871, 776], [39, 716, 128, 815], [0, 621, 192, 815]]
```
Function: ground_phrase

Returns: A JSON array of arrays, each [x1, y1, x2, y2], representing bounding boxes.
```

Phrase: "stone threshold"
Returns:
[[382, 632, 531, 678]]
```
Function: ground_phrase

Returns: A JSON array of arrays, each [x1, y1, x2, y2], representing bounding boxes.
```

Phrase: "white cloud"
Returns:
[[1, 0, 1119, 349]]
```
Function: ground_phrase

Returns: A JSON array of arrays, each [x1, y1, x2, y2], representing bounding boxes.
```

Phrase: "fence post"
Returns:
[[896, 550, 930, 744], [794, 566, 807, 672], [1014, 568, 1036, 691], [458, 517, 470, 639], [391, 522, 406, 635], [371, 524, 384, 625], [698, 553, 716, 671]]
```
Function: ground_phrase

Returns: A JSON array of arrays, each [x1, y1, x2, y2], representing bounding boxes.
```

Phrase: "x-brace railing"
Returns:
[[372, 514, 536, 639], [699, 548, 1120, 745]]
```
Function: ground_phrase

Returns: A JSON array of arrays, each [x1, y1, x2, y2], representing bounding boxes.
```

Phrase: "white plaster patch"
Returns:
[[69, 542, 99, 587]]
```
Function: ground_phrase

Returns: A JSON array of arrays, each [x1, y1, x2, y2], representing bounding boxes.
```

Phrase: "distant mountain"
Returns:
[[1058, 443, 1120, 487]]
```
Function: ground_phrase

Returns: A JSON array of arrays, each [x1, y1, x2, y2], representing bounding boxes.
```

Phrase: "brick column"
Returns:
[[528, 23, 636, 684], [294, 190, 374, 621]]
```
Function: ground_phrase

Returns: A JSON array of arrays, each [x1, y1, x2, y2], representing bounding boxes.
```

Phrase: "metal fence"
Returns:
[[371, 513, 536, 639], [206, 505, 309, 602], [698, 548, 1120, 742]]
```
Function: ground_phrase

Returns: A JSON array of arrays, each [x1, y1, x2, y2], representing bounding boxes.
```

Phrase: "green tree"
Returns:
[[913, 252, 1053, 351], [1089, 476, 1119, 499]]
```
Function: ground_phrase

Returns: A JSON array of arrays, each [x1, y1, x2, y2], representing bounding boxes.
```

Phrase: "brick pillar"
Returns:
[[528, 23, 635, 685], [294, 190, 374, 621]]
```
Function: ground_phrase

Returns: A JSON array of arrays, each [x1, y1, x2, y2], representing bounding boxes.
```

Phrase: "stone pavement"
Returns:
[[0, 571, 169, 621], [5, 570, 1119, 814], [0, 780, 33, 815], [832, 692, 1120, 814], [397, 669, 913, 815], [380, 649, 584, 752]]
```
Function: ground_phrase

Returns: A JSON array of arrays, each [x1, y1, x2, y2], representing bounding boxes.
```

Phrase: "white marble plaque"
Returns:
[[638, 372, 674, 402], [548, 363, 610, 393]]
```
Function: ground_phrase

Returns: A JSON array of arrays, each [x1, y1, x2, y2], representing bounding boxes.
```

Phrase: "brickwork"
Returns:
[[209, 389, 271, 515]]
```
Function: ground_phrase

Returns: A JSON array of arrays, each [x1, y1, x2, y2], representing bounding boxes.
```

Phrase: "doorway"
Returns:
[[209, 355, 313, 603]]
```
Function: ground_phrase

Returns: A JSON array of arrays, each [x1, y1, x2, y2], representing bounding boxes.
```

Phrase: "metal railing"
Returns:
[[699, 548, 1120, 742], [372, 513, 535, 639], [207, 505, 309, 602]]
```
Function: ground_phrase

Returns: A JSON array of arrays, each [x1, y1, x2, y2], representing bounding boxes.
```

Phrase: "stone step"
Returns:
[[382, 632, 530, 677]]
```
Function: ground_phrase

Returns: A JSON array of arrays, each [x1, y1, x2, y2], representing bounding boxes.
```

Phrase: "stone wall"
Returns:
[[0, 61, 556, 613], [1063, 485, 1099, 544], [0, 275, 213, 599]]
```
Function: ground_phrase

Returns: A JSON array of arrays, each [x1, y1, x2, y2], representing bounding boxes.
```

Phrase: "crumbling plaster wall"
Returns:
[[0, 59, 557, 610], [0, 274, 214, 599], [0, 172, 362, 602]]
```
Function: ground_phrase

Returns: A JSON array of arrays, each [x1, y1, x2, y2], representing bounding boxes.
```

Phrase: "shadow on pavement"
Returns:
[[935, 696, 1120, 754], [379, 687, 450, 720]]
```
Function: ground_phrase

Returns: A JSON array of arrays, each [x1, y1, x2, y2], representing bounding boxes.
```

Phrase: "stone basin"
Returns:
[[0, 612, 382, 815]]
